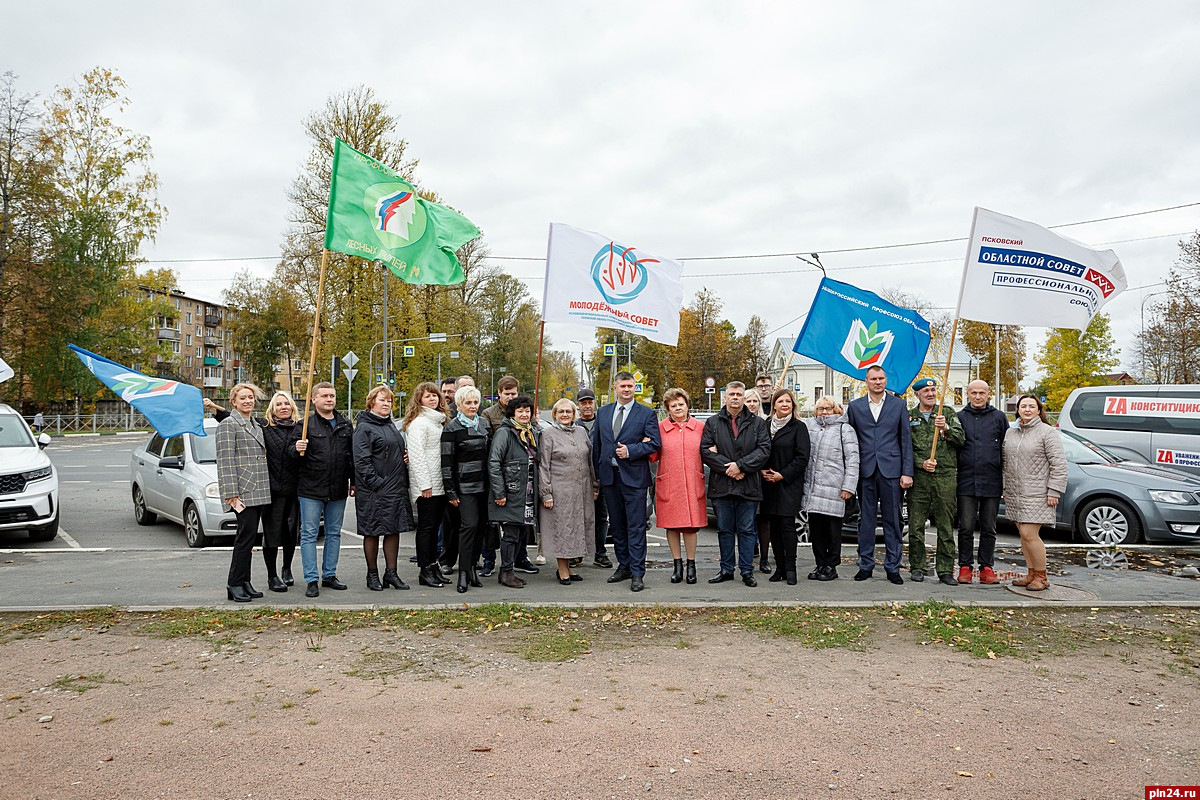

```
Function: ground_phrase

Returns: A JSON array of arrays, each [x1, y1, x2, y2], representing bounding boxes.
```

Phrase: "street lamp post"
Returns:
[[1140, 290, 1169, 381], [570, 340, 587, 387]]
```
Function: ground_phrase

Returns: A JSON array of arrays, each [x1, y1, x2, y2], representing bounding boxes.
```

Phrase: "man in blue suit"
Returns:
[[845, 365, 914, 585], [591, 371, 661, 592]]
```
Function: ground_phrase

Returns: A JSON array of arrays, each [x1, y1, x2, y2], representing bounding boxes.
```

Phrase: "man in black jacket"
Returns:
[[956, 380, 1008, 585], [292, 382, 355, 597], [701, 381, 772, 586]]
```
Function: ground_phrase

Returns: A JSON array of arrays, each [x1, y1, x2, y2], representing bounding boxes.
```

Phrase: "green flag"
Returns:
[[324, 138, 481, 285]]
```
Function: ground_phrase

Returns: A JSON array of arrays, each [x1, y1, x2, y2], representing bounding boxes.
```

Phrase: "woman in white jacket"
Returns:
[[402, 381, 450, 588], [801, 396, 860, 581]]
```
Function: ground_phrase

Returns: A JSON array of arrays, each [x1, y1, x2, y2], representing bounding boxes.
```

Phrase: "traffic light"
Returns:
[[388, 372, 396, 388]]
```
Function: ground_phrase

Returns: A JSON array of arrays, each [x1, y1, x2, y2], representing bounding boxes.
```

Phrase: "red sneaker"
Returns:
[[978, 566, 999, 585], [957, 565, 973, 584]]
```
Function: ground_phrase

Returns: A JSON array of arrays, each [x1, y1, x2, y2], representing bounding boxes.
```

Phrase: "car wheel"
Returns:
[[27, 516, 59, 542], [184, 501, 208, 548], [794, 510, 810, 544], [132, 484, 158, 525], [1076, 497, 1142, 546]]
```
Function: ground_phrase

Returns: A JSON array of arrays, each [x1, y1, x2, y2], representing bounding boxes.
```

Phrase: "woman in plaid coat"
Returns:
[[217, 383, 272, 603]]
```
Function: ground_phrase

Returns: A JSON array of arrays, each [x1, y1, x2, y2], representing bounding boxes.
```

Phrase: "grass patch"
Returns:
[[895, 600, 1020, 658], [711, 607, 870, 649], [518, 631, 591, 662], [346, 649, 464, 682], [1, 608, 125, 640], [50, 673, 118, 694]]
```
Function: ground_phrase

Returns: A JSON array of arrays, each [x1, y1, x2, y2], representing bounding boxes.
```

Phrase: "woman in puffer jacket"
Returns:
[[1003, 394, 1067, 592], [801, 395, 860, 581], [353, 384, 414, 591]]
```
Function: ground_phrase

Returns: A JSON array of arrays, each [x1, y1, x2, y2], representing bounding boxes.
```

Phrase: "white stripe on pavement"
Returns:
[[57, 526, 82, 549]]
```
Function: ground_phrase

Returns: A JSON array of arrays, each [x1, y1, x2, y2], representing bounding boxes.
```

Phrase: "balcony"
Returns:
[[203, 335, 220, 346], [203, 356, 221, 367], [204, 314, 222, 327], [202, 376, 223, 388], [157, 328, 179, 340]]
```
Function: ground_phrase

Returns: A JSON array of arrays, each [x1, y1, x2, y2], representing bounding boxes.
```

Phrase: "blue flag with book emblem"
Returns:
[[69, 344, 206, 437], [792, 278, 932, 394]]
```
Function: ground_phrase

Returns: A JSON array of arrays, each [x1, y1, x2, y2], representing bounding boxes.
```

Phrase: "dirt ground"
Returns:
[[2, 608, 1197, 800]]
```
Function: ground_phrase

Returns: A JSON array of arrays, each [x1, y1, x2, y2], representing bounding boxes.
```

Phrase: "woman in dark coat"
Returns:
[[760, 388, 811, 585], [440, 384, 492, 593], [488, 394, 539, 589], [353, 384, 415, 591]]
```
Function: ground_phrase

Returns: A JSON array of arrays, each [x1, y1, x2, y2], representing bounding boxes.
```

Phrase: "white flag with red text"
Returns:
[[541, 223, 684, 346], [955, 207, 1126, 331]]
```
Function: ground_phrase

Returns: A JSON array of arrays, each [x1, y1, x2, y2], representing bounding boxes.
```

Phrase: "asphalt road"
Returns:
[[3, 436, 1198, 610]]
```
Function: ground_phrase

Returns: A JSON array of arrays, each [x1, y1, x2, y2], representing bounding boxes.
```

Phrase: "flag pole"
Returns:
[[299, 247, 329, 453], [929, 316, 960, 461], [533, 320, 546, 416], [774, 351, 795, 390]]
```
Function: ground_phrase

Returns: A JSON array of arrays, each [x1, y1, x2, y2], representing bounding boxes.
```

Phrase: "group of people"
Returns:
[[212, 362, 1067, 602]]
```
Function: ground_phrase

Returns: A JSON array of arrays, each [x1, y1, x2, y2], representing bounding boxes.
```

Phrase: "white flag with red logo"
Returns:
[[955, 207, 1126, 331], [541, 223, 684, 346]]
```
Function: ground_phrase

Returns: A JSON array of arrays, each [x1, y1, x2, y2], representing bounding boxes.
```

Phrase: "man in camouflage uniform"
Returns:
[[907, 377, 965, 585]]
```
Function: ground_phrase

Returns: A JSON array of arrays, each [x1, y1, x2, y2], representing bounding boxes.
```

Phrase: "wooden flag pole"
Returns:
[[774, 351, 795, 390], [533, 320, 546, 417], [299, 248, 329, 453], [929, 316, 960, 462]]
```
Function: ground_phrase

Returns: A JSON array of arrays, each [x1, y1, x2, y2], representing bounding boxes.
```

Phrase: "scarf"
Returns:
[[458, 411, 480, 430], [770, 414, 789, 437], [511, 418, 538, 450], [553, 420, 576, 433]]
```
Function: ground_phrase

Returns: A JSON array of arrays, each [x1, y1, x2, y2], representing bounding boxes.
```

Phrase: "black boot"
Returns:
[[431, 563, 451, 585], [671, 559, 684, 584], [685, 560, 697, 584], [769, 568, 786, 582], [419, 568, 444, 587], [281, 565, 294, 586], [468, 566, 483, 588], [382, 569, 409, 590], [226, 584, 251, 603], [786, 570, 798, 585], [366, 571, 383, 591], [457, 569, 469, 594], [243, 581, 264, 598]]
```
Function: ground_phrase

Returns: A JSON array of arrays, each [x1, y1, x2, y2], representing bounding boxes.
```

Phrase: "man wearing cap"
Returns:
[[574, 388, 612, 569], [907, 377, 965, 585]]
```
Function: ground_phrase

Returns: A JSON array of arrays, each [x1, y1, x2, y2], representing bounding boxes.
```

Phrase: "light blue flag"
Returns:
[[69, 344, 206, 437], [792, 278, 932, 394]]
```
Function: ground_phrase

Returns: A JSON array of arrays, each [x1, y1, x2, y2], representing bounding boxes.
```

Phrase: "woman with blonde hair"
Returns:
[[801, 395, 859, 581], [440, 384, 492, 593], [403, 381, 451, 587], [354, 384, 414, 591], [538, 398, 597, 585], [760, 388, 810, 584], [1003, 394, 1067, 591], [216, 383, 271, 602]]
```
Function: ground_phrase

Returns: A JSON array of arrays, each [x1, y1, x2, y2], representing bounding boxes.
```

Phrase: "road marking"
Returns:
[[0, 548, 110, 553], [57, 525, 82, 549], [104, 464, 124, 468], [63, 480, 92, 484]]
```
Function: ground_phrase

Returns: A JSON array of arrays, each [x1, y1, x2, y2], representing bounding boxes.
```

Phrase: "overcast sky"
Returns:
[[9, 2, 1200, 383]]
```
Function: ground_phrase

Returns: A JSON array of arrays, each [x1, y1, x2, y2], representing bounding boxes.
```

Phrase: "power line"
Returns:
[[145, 202, 1198, 272]]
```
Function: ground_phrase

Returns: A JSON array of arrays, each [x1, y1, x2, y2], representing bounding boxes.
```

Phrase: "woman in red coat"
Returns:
[[651, 388, 707, 585]]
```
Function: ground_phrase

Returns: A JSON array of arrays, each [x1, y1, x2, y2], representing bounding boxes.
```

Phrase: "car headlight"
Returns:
[[205, 482, 221, 499], [22, 466, 53, 482], [1148, 490, 1197, 505]]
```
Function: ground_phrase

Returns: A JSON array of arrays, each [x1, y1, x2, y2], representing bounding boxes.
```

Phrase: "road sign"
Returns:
[[705, 387, 716, 394], [376, 373, 383, 384], [343, 368, 358, 382], [342, 350, 358, 369], [633, 370, 644, 383], [429, 333, 448, 343], [403, 346, 415, 357], [450, 351, 459, 359], [603, 343, 616, 356], [705, 376, 715, 388], [635, 383, 644, 393]]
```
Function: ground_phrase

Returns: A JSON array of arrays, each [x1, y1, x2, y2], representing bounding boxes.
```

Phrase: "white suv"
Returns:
[[0, 403, 59, 542]]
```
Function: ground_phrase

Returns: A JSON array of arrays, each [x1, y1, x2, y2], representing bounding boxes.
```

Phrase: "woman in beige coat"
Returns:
[[539, 399, 598, 585], [1002, 395, 1067, 591]]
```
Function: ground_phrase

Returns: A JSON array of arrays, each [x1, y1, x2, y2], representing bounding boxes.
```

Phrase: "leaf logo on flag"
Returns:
[[109, 372, 180, 402], [840, 319, 895, 370], [371, 186, 427, 245], [591, 243, 655, 305]]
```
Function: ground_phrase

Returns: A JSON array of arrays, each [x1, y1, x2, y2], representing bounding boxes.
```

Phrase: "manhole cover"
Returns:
[[1005, 583, 1097, 602]]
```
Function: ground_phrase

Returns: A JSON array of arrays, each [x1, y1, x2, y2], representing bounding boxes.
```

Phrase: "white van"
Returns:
[[1058, 385, 1200, 476]]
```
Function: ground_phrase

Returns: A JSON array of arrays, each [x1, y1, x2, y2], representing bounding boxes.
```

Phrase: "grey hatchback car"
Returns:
[[129, 419, 236, 547], [1000, 429, 1200, 545]]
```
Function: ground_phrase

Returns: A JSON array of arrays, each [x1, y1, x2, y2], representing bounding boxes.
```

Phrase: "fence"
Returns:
[[27, 411, 153, 435]]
